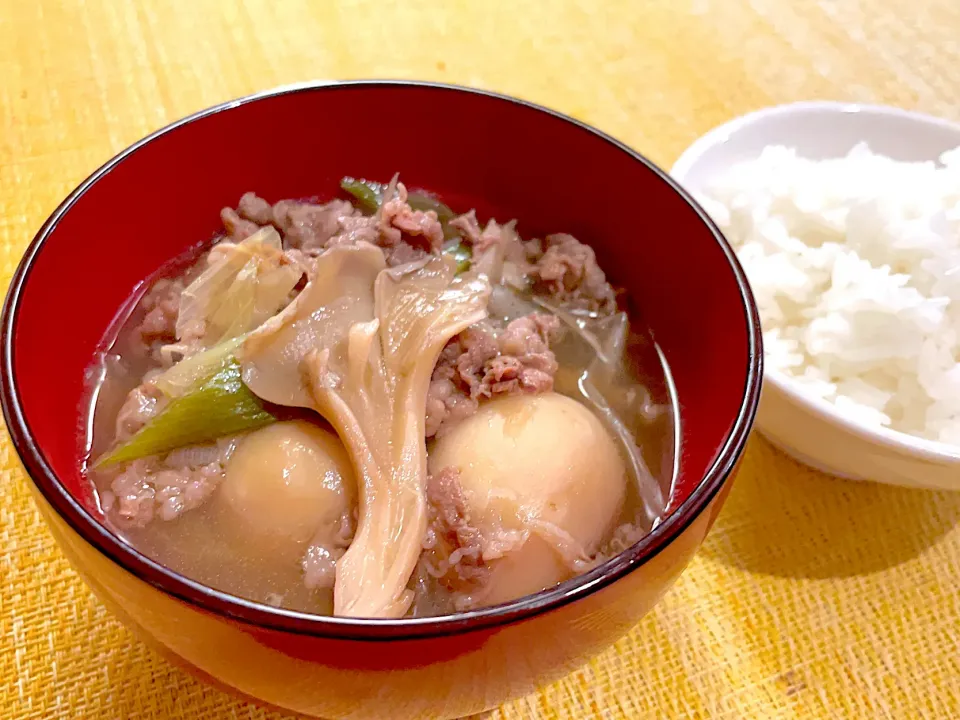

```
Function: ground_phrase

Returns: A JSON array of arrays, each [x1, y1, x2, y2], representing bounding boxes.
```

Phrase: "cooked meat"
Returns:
[[220, 207, 262, 242], [469, 220, 507, 280], [454, 211, 618, 315], [420, 467, 488, 587], [271, 199, 357, 251], [424, 378, 480, 439], [450, 210, 482, 246], [452, 211, 526, 258], [452, 212, 540, 285], [379, 183, 445, 253], [325, 214, 381, 248], [419, 467, 529, 613], [302, 513, 355, 590], [487, 314, 559, 395], [88, 174, 653, 621], [236, 192, 273, 225], [100, 439, 237, 528], [532, 233, 617, 314], [100, 459, 157, 527], [231, 193, 361, 251], [424, 384, 473, 438], [425, 328, 496, 438], [328, 181, 445, 265], [447, 323, 500, 396], [114, 382, 167, 441], [425, 313, 560, 437], [475, 219, 510, 255], [138, 278, 183, 344], [222, 184, 443, 265], [382, 240, 430, 267], [573, 511, 649, 574]]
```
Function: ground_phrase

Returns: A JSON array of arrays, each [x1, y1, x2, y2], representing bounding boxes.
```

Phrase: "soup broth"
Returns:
[[83, 178, 678, 618]]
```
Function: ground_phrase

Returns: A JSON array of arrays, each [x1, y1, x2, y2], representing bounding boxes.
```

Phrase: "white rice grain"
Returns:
[[697, 143, 960, 445]]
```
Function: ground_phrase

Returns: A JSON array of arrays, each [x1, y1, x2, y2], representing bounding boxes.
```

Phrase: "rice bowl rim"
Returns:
[[766, 369, 960, 463], [671, 100, 960, 465]]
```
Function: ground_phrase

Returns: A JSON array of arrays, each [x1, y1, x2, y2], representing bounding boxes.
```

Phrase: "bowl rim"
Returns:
[[670, 100, 960, 465], [1, 79, 763, 641]]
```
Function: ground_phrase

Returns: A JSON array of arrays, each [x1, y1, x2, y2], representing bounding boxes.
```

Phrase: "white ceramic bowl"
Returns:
[[671, 101, 960, 490]]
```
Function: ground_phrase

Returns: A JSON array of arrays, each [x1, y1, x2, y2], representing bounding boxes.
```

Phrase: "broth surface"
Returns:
[[83, 183, 678, 616]]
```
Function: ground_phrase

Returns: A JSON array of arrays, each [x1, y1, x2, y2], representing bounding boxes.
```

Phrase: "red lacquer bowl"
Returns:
[[1, 81, 761, 720]]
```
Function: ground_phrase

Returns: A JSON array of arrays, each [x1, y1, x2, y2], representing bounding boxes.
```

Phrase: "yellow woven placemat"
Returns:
[[3, 1, 960, 717]]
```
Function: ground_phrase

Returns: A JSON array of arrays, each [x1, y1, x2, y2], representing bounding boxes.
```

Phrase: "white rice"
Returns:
[[695, 143, 960, 446]]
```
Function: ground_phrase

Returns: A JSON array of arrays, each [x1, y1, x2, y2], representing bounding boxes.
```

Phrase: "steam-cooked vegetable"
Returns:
[[85, 174, 672, 622], [488, 284, 665, 527], [218, 420, 356, 568], [340, 176, 462, 241], [153, 335, 245, 398], [106, 229, 303, 464], [570, 312, 666, 527], [174, 227, 301, 353], [407, 192, 460, 241], [95, 358, 277, 468], [242, 243, 491, 618], [443, 239, 472, 274], [340, 177, 381, 214], [429, 393, 627, 608]]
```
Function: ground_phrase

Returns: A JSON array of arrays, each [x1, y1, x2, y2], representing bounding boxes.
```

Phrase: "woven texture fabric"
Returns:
[[3, 1, 960, 717]]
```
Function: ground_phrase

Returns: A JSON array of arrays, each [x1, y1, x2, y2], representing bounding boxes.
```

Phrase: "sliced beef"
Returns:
[[236, 191, 273, 224], [420, 467, 488, 587], [99, 439, 238, 528], [425, 313, 560, 437], [425, 328, 496, 438], [115, 382, 167, 442], [468, 220, 507, 281], [424, 378, 479, 438], [417, 468, 528, 612], [138, 278, 183, 344], [532, 233, 617, 315], [571, 511, 650, 575], [326, 213, 380, 247], [222, 184, 443, 265], [452, 211, 526, 258], [452, 211, 617, 313], [301, 513, 355, 591], [220, 207, 262, 242], [451, 212, 540, 286], [487, 314, 558, 395], [382, 240, 429, 267], [450, 210, 482, 246], [271, 198, 357, 250], [321, 211, 429, 265], [327, 180, 444, 265], [449, 217, 616, 313], [377, 182, 445, 259], [101, 459, 158, 528], [222, 193, 361, 250]]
